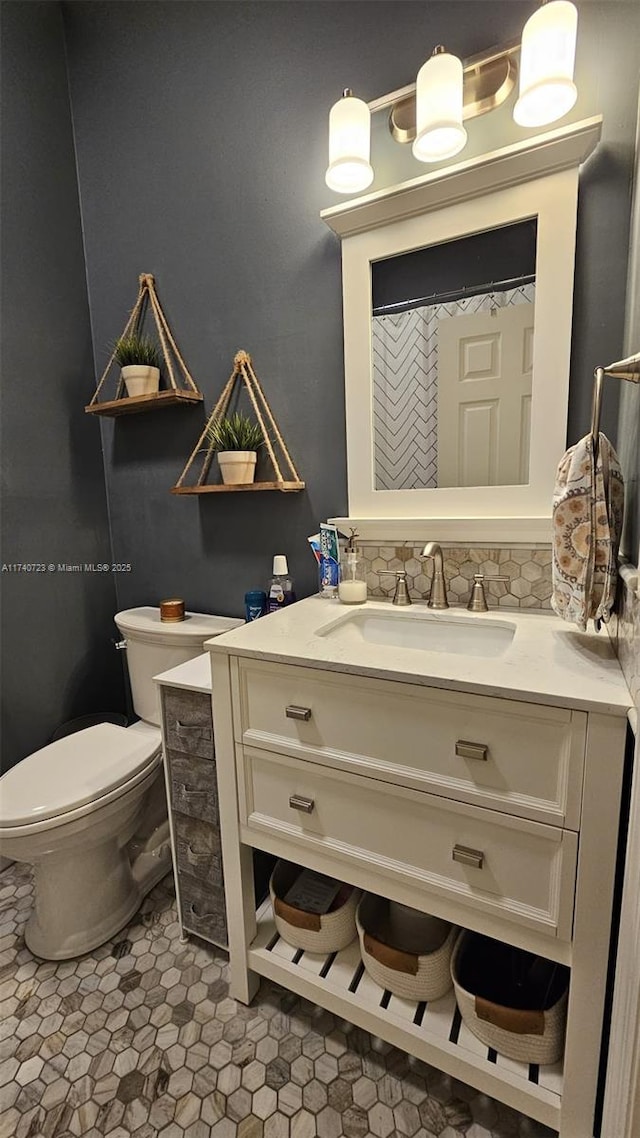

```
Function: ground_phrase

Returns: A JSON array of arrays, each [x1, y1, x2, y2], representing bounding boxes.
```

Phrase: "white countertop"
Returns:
[[154, 653, 212, 693], [206, 596, 632, 717]]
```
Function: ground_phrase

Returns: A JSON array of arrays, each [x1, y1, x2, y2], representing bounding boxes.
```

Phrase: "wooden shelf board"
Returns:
[[85, 390, 203, 417], [248, 900, 563, 1132], [171, 480, 305, 495]]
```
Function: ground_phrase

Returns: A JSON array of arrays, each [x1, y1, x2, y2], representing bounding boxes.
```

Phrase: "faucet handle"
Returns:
[[467, 573, 510, 612], [380, 569, 412, 606]]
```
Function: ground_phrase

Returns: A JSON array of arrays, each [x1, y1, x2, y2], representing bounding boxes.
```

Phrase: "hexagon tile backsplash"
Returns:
[[358, 544, 553, 609]]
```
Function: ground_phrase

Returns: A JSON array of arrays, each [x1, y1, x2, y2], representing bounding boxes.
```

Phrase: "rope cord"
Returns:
[[241, 360, 283, 482], [174, 350, 301, 489], [90, 273, 201, 404], [174, 364, 237, 488], [245, 356, 301, 481]]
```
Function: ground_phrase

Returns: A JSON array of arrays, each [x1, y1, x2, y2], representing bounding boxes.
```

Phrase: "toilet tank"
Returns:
[[114, 608, 243, 725]]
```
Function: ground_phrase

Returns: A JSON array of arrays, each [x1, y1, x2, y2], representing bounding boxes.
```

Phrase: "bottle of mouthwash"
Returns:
[[267, 555, 296, 613]]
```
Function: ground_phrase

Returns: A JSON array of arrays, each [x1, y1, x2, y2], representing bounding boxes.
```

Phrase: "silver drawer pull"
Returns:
[[452, 844, 484, 870], [289, 794, 315, 814], [455, 740, 488, 762], [286, 705, 312, 722], [176, 721, 212, 739], [179, 784, 207, 798], [187, 844, 209, 863], [189, 902, 216, 920]]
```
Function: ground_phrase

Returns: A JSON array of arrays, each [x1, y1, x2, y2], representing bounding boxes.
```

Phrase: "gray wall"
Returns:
[[60, 1, 640, 618], [1, 2, 125, 772], [569, 2, 640, 449], [618, 94, 640, 563]]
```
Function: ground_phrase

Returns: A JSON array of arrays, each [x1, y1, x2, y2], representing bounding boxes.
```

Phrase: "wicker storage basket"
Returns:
[[356, 894, 456, 1001], [270, 861, 359, 952], [451, 931, 569, 1065]]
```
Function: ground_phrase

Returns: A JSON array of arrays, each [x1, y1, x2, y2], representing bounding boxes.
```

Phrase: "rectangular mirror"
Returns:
[[371, 220, 537, 491], [321, 116, 604, 543]]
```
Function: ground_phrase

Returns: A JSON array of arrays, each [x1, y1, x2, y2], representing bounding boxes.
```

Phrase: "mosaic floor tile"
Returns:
[[0, 862, 558, 1137]]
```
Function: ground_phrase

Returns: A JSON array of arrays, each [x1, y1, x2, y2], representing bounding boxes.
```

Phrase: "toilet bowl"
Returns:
[[0, 722, 168, 959], [0, 606, 242, 960]]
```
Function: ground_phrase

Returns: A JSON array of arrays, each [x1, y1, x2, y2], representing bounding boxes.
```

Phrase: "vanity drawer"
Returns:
[[235, 660, 585, 828], [241, 748, 577, 940], [167, 751, 219, 824], [179, 872, 227, 947], [163, 688, 214, 760], [174, 812, 223, 883]]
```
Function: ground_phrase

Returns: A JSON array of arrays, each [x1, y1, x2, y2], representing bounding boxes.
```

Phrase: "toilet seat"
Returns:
[[0, 724, 162, 831]]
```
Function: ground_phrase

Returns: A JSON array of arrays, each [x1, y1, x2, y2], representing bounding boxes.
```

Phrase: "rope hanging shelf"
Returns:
[[172, 350, 305, 495], [85, 273, 203, 417]]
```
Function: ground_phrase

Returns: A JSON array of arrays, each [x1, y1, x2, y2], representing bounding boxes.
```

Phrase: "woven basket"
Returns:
[[270, 861, 359, 953], [356, 894, 456, 1001], [451, 931, 569, 1065]]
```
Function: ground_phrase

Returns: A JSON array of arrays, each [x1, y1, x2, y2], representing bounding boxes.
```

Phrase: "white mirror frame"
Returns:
[[322, 116, 602, 543]]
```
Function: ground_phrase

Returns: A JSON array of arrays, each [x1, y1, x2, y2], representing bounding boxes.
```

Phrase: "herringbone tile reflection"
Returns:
[[372, 285, 535, 491]]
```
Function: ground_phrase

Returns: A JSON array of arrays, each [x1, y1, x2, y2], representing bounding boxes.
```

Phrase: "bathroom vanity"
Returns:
[[206, 598, 632, 1138]]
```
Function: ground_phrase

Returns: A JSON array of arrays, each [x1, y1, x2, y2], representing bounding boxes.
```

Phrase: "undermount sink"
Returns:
[[317, 608, 516, 658]]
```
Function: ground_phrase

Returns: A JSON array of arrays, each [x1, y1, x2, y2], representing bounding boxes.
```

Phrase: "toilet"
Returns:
[[0, 606, 241, 960]]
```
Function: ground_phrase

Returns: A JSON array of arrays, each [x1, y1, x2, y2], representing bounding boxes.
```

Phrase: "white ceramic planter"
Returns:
[[121, 365, 160, 398], [217, 450, 257, 485]]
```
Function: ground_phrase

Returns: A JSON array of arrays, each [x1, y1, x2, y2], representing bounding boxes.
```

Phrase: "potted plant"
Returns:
[[114, 334, 161, 398], [204, 412, 264, 485]]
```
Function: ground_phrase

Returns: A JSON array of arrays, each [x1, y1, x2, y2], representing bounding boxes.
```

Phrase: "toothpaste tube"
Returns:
[[318, 522, 340, 597], [307, 534, 322, 564]]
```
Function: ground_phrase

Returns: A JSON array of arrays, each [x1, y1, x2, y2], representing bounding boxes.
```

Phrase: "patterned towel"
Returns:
[[551, 433, 624, 631]]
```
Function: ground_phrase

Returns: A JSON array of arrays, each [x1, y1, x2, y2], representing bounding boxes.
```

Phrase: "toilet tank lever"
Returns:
[[113, 638, 127, 650]]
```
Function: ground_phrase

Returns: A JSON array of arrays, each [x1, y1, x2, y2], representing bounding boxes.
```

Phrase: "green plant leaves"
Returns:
[[113, 334, 161, 368], [204, 412, 264, 452]]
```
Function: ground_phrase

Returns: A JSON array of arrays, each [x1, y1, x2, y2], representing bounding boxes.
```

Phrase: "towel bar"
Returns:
[[590, 351, 640, 463]]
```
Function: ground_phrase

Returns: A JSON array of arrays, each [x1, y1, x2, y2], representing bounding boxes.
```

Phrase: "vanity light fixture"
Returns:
[[325, 89, 374, 194], [325, 0, 580, 192], [514, 0, 578, 128], [412, 46, 467, 163]]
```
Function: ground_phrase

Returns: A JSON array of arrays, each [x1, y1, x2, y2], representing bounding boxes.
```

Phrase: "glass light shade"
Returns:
[[514, 1, 578, 127], [412, 49, 467, 163], [325, 92, 374, 194]]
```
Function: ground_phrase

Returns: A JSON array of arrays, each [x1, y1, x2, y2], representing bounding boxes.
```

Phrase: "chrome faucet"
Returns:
[[421, 542, 449, 609]]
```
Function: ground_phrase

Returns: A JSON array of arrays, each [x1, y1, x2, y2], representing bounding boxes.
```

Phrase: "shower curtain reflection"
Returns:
[[373, 283, 535, 491]]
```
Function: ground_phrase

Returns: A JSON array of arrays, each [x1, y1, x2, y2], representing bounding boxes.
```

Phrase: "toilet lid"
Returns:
[[0, 724, 160, 827]]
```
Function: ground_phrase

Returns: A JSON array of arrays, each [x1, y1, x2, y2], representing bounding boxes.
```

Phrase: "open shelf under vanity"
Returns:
[[249, 897, 564, 1132]]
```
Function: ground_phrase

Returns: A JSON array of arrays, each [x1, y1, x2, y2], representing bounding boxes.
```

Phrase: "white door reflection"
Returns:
[[372, 281, 535, 491]]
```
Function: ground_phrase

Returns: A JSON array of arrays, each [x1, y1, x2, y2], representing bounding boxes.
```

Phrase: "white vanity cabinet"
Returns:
[[208, 600, 631, 1138]]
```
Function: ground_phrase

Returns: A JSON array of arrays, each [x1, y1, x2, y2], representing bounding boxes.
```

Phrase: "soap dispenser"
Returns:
[[338, 531, 367, 605]]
